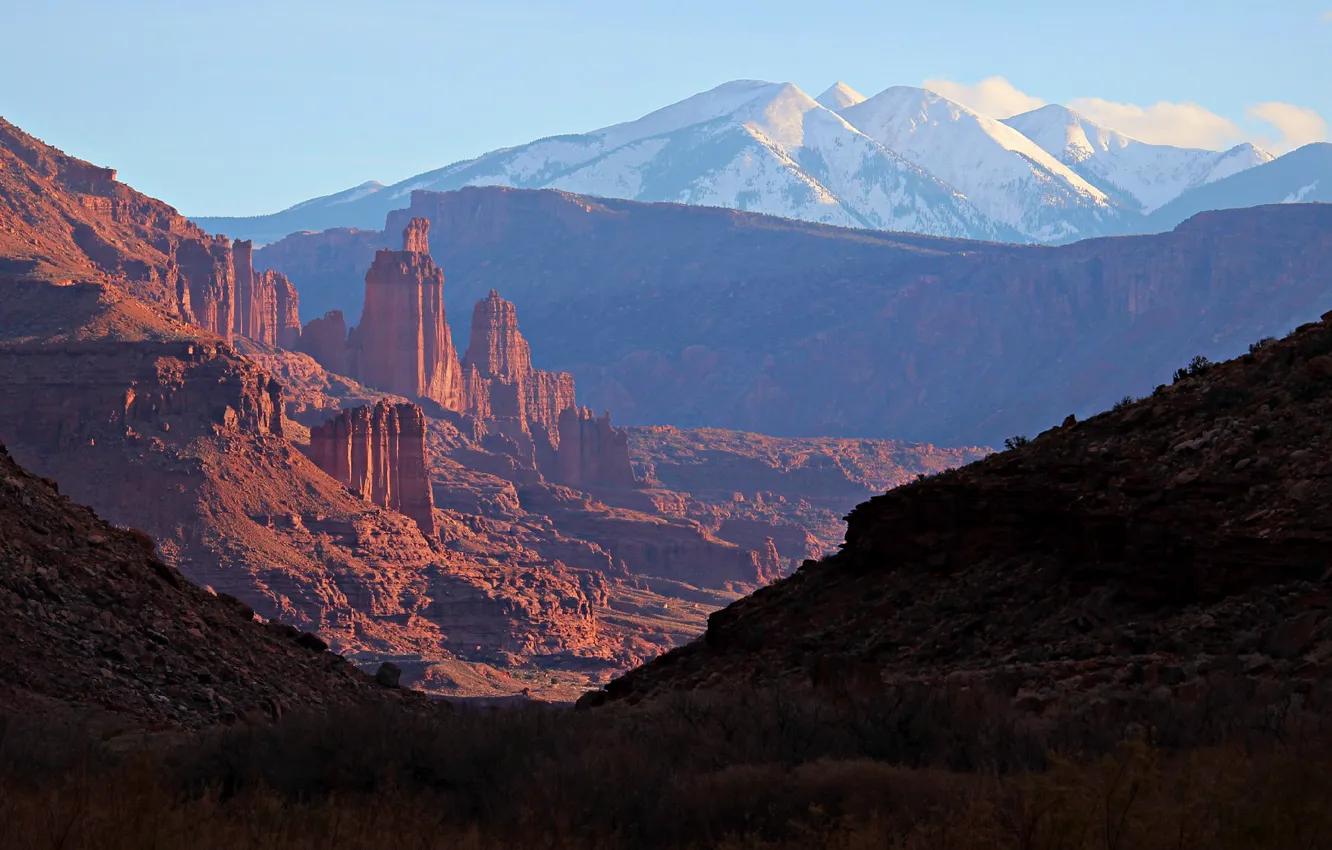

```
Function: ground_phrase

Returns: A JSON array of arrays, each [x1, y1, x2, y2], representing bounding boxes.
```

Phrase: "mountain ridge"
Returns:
[[194, 79, 1297, 246]]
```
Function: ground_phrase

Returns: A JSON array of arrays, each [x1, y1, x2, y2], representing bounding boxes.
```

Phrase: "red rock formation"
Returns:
[[539, 406, 635, 490], [461, 290, 576, 431], [233, 240, 303, 348], [308, 400, 437, 536], [257, 187, 1332, 446], [175, 235, 235, 341], [0, 440, 413, 729], [233, 239, 259, 340], [298, 310, 352, 376], [268, 269, 303, 349], [354, 219, 463, 409]]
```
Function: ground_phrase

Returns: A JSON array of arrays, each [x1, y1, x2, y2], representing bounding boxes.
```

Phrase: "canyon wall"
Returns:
[[307, 400, 437, 536]]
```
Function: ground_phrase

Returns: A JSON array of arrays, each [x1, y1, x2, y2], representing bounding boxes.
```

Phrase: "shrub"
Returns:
[[1249, 337, 1277, 354], [1172, 354, 1212, 384], [1003, 435, 1030, 451], [1112, 395, 1136, 413]]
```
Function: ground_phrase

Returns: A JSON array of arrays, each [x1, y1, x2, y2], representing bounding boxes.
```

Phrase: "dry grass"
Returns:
[[3, 682, 1332, 849]]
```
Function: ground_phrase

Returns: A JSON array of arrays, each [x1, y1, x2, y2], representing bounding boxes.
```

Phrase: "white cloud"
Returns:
[[921, 76, 1046, 119], [922, 76, 1328, 154], [1067, 97, 1245, 149], [1322, 10, 1332, 20], [1247, 102, 1330, 153]]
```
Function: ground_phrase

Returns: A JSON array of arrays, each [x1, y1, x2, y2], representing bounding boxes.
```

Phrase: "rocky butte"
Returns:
[[296, 222, 634, 497], [462, 289, 576, 431], [352, 218, 464, 408], [307, 400, 437, 536]]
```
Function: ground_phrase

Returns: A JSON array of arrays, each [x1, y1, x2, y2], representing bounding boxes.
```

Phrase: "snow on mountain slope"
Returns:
[[815, 82, 866, 111], [193, 79, 1283, 247], [357, 81, 1006, 239], [543, 82, 1004, 236], [1140, 142, 1332, 233], [839, 87, 1119, 241], [1003, 104, 1274, 213]]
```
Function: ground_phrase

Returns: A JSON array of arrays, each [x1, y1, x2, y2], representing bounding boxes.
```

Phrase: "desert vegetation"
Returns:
[[4, 681, 1332, 850]]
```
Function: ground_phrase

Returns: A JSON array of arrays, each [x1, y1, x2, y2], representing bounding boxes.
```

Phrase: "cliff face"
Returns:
[[0, 117, 302, 348], [297, 309, 351, 376], [462, 290, 576, 431], [257, 187, 1332, 445], [354, 219, 464, 409], [540, 406, 635, 490], [307, 400, 436, 536], [233, 240, 302, 348]]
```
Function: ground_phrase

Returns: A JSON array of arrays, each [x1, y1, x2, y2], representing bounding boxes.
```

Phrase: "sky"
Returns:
[[2, 0, 1329, 216]]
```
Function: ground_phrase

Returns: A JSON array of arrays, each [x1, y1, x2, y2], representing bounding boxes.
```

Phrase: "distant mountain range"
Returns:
[[255, 187, 1332, 446], [195, 80, 1328, 246]]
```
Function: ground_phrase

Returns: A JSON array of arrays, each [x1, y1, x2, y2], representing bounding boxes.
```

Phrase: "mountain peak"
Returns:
[[815, 82, 866, 111]]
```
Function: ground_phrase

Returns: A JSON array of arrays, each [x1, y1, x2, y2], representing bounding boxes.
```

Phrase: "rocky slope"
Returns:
[[257, 186, 1332, 446], [0, 117, 299, 344], [0, 116, 765, 701], [0, 438, 407, 730], [600, 312, 1332, 716]]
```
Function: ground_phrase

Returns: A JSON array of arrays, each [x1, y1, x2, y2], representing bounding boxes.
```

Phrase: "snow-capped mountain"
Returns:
[[839, 87, 1119, 242], [815, 82, 866, 111], [1140, 142, 1332, 232], [200, 80, 1005, 243], [1003, 104, 1274, 214], [194, 79, 1284, 246]]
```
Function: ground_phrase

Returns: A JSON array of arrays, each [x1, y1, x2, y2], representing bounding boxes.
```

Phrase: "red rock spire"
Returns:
[[353, 219, 463, 410]]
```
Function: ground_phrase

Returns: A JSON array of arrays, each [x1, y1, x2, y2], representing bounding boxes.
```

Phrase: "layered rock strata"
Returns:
[[307, 400, 437, 536], [0, 117, 303, 349], [462, 290, 576, 430], [353, 219, 464, 409], [233, 239, 303, 348], [537, 406, 636, 490]]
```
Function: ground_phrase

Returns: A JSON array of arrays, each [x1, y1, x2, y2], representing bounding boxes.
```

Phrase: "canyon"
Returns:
[[258, 186, 1332, 446], [4, 115, 985, 701]]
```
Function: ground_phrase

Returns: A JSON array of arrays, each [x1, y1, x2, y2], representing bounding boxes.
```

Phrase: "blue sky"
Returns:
[[2, 0, 1328, 215]]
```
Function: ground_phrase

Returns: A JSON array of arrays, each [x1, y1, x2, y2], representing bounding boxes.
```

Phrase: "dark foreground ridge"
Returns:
[[0, 440, 409, 730], [602, 309, 1332, 716]]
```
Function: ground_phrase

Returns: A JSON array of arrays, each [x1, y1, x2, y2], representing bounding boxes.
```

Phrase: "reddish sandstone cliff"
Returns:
[[354, 219, 464, 409], [298, 309, 352, 376], [462, 290, 576, 430], [307, 400, 437, 536], [538, 406, 636, 490], [0, 117, 304, 348], [233, 240, 303, 348]]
